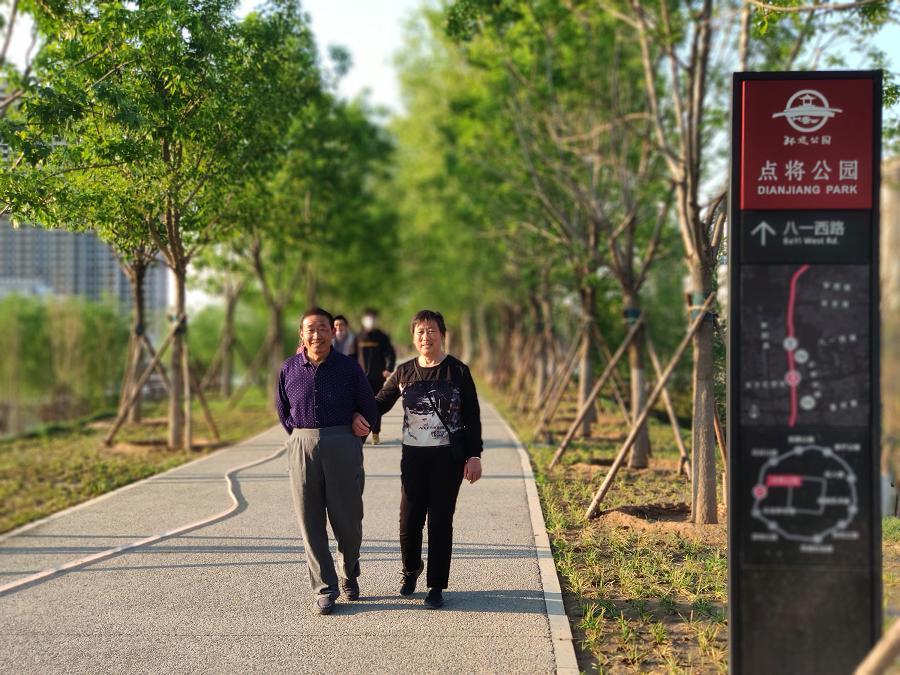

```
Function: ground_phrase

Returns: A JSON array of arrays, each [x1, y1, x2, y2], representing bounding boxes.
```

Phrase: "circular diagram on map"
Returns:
[[751, 445, 858, 544]]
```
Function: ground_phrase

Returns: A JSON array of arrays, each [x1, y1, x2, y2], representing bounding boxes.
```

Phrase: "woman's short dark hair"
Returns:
[[333, 314, 348, 325], [410, 309, 446, 336], [301, 307, 334, 327]]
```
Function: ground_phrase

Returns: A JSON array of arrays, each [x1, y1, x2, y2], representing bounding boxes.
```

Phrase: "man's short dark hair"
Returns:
[[300, 307, 334, 328], [410, 309, 446, 336], [334, 314, 348, 325], [363, 308, 379, 317]]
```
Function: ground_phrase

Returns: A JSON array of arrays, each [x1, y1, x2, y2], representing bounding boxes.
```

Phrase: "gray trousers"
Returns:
[[287, 426, 365, 598]]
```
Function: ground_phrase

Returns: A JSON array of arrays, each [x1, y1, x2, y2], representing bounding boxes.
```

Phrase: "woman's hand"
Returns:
[[352, 412, 371, 437], [464, 456, 482, 484]]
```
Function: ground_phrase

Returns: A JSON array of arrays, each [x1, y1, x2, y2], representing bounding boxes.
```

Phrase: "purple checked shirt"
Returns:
[[276, 348, 379, 434]]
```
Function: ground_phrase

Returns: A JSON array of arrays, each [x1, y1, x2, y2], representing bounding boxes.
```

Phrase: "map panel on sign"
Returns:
[[739, 427, 871, 567], [739, 265, 869, 427]]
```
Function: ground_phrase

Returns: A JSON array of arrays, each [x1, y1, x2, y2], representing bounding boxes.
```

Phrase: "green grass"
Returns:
[[488, 380, 900, 672], [0, 389, 276, 534], [485, 382, 728, 673], [884, 517, 900, 544]]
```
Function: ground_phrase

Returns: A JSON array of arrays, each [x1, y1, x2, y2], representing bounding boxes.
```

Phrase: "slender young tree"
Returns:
[[1, 0, 320, 448]]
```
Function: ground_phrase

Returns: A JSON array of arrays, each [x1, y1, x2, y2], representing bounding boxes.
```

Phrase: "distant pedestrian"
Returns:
[[277, 307, 379, 615], [354, 308, 396, 444], [365, 309, 483, 610], [333, 315, 357, 357]]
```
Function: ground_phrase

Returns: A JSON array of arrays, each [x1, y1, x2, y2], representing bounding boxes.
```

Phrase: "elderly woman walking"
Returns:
[[370, 309, 482, 609]]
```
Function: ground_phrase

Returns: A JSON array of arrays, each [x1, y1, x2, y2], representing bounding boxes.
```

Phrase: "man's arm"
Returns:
[[459, 365, 483, 459], [276, 366, 293, 434], [382, 332, 396, 373], [354, 363, 380, 429]]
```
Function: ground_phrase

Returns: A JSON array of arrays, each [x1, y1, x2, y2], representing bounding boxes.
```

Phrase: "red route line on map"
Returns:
[[786, 264, 810, 427]]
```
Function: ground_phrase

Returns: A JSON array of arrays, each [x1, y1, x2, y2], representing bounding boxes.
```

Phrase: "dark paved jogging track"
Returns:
[[0, 402, 576, 674]]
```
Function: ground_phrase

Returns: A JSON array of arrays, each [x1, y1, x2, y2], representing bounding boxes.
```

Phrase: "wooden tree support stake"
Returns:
[[855, 616, 900, 674], [645, 334, 691, 479], [548, 314, 646, 468], [533, 324, 588, 438], [104, 315, 184, 446], [141, 334, 172, 394], [227, 336, 275, 410], [590, 323, 632, 423], [189, 365, 220, 443], [713, 405, 727, 503], [183, 339, 192, 450], [584, 293, 716, 519], [534, 325, 584, 416]]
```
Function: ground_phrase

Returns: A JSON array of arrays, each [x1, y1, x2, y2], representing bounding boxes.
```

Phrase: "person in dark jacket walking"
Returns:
[[363, 309, 482, 609], [354, 308, 396, 444], [277, 307, 379, 616]]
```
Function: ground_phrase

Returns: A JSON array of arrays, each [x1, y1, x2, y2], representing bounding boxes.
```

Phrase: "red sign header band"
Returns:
[[740, 78, 873, 210]]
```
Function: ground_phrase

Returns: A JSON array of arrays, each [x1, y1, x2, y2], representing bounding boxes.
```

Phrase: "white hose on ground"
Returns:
[[0, 444, 287, 597]]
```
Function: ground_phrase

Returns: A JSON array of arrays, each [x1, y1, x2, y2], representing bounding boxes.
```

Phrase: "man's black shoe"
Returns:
[[399, 562, 424, 596], [424, 588, 444, 609], [341, 577, 360, 601], [313, 595, 336, 615]]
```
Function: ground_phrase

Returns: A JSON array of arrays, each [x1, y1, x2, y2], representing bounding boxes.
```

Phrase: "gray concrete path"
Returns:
[[0, 402, 574, 674]]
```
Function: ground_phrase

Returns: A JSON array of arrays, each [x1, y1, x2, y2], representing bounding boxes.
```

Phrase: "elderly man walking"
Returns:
[[277, 307, 379, 615]]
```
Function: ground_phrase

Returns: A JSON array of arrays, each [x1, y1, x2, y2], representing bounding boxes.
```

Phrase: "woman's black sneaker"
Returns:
[[424, 588, 444, 609], [399, 562, 424, 596]]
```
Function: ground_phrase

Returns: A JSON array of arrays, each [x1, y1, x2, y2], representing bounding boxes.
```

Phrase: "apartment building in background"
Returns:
[[0, 217, 168, 314]]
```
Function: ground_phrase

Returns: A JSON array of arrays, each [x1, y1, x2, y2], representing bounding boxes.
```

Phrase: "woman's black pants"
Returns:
[[399, 444, 465, 590]]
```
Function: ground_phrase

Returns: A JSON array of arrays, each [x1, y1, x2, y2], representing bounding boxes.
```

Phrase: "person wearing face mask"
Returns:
[[353, 308, 396, 444], [277, 307, 379, 615], [361, 309, 483, 609]]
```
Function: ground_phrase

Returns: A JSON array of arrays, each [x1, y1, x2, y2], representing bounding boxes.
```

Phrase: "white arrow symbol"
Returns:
[[751, 220, 776, 246]]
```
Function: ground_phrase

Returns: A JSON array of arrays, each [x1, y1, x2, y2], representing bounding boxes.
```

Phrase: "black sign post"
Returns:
[[728, 72, 882, 674]]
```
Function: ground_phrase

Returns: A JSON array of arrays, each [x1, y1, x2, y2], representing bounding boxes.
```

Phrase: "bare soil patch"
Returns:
[[600, 502, 727, 547]]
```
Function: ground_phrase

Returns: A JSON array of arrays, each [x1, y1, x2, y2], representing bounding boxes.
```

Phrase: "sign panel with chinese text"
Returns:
[[729, 71, 881, 675]]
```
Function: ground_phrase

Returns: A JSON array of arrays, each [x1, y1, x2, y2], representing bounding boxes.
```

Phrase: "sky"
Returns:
[[282, 1, 900, 116], [236, 0, 424, 115], [293, 0, 424, 114]]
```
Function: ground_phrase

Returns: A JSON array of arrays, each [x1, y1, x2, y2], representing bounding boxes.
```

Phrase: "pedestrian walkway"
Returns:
[[0, 402, 576, 674]]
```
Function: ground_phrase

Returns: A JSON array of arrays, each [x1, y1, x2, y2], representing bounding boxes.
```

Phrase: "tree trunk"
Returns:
[[625, 294, 651, 468], [266, 304, 284, 409], [460, 310, 473, 364], [578, 285, 596, 438], [529, 295, 546, 410], [499, 305, 520, 389], [182, 335, 192, 450], [127, 262, 147, 424], [689, 259, 718, 524], [220, 285, 240, 397], [475, 304, 494, 380], [537, 292, 555, 409], [305, 267, 318, 309], [168, 270, 186, 450]]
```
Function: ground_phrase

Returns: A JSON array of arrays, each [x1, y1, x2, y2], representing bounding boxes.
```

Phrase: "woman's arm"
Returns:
[[375, 369, 402, 415], [459, 365, 483, 459]]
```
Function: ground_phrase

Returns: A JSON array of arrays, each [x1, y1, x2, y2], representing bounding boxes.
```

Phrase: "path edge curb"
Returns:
[[490, 403, 580, 675]]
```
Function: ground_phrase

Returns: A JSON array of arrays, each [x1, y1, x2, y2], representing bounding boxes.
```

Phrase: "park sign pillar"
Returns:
[[728, 71, 882, 674]]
